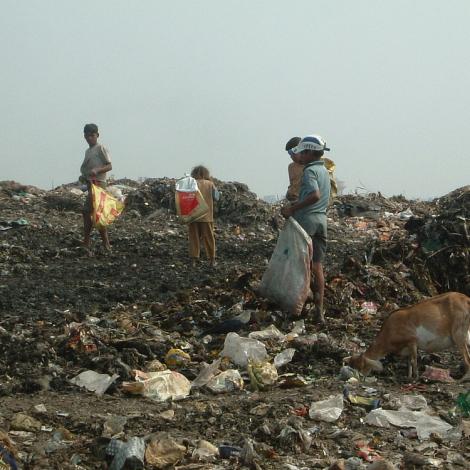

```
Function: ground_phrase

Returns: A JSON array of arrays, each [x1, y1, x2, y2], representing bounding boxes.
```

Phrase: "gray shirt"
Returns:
[[80, 143, 111, 182], [294, 160, 330, 232]]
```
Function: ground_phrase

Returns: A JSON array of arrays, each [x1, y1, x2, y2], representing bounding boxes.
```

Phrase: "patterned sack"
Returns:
[[175, 176, 209, 223], [91, 184, 125, 229]]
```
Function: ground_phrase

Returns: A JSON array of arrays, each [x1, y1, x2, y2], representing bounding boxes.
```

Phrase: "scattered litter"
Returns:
[[421, 365, 454, 383], [121, 370, 191, 401], [309, 394, 344, 422], [206, 369, 244, 394], [70, 370, 119, 395], [365, 408, 453, 440], [274, 348, 296, 368], [165, 348, 191, 368], [247, 360, 278, 391], [106, 436, 145, 470], [145, 434, 186, 468], [221, 332, 268, 367]]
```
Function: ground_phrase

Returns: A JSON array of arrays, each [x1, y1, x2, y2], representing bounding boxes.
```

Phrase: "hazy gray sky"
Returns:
[[2, 0, 469, 199]]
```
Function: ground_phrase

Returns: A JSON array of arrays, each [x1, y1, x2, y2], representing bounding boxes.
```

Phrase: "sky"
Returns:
[[1, 0, 469, 200]]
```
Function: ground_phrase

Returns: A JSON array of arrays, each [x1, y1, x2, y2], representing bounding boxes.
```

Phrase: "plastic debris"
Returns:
[[344, 387, 381, 409], [10, 413, 41, 432], [247, 360, 278, 391], [106, 436, 145, 470], [165, 348, 191, 368], [274, 348, 296, 368], [219, 444, 242, 459], [389, 394, 428, 411], [221, 332, 268, 367], [191, 439, 218, 462], [248, 324, 285, 341], [145, 434, 186, 468], [121, 370, 191, 401], [365, 408, 453, 440], [102, 416, 127, 438], [70, 370, 119, 395], [421, 365, 454, 383], [309, 394, 344, 422], [206, 369, 244, 394]]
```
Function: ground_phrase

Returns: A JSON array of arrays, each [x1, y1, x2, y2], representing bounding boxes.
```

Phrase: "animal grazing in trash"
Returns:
[[345, 292, 470, 380]]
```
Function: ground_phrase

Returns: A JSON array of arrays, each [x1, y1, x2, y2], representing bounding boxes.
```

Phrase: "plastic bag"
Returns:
[[175, 175, 209, 223], [91, 184, 124, 229], [107, 437, 145, 470], [220, 332, 268, 367], [259, 218, 313, 316], [206, 369, 244, 394], [121, 370, 191, 401], [309, 394, 344, 422], [365, 408, 453, 440], [70, 370, 119, 396]]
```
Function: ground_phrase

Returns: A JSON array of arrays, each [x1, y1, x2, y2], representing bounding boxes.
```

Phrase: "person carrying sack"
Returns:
[[79, 123, 113, 251], [187, 166, 219, 267]]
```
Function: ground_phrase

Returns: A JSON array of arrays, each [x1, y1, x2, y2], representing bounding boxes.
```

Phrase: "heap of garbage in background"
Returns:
[[0, 178, 469, 469]]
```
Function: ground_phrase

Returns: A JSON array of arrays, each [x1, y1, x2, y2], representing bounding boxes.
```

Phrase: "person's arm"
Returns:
[[281, 189, 320, 218], [285, 164, 296, 200], [281, 167, 320, 218], [90, 146, 112, 177], [90, 163, 112, 177]]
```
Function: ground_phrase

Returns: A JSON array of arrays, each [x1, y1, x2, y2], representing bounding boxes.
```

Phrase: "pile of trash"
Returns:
[[125, 177, 279, 226], [403, 186, 470, 295], [1, 178, 469, 469]]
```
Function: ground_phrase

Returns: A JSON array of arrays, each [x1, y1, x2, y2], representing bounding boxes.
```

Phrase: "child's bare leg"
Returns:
[[311, 261, 325, 324], [82, 213, 92, 248], [99, 227, 111, 250]]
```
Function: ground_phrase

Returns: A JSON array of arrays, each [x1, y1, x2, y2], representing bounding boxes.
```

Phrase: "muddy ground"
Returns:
[[0, 180, 469, 469]]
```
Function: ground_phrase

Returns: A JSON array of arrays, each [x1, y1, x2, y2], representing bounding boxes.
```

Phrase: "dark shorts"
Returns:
[[308, 214, 327, 263], [83, 181, 107, 214]]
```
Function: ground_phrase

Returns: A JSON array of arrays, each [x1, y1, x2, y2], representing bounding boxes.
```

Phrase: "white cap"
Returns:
[[291, 135, 330, 154]]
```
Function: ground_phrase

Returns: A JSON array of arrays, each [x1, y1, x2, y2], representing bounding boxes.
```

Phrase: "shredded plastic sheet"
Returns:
[[365, 408, 453, 440], [259, 217, 313, 315]]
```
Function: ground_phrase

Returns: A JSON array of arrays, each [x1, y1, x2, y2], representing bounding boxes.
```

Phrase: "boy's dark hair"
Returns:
[[84, 123, 99, 135], [191, 165, 211, 180], [285, 137, 301, 151]]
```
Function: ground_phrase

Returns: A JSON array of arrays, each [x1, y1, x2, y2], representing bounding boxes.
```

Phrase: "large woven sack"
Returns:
[[259, 217, 312, 315]]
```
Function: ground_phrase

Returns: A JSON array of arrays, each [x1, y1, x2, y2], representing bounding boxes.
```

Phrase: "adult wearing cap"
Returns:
[[281, 135, 331, 324]]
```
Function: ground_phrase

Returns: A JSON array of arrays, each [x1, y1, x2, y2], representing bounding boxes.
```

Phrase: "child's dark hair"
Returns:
[[191, 165, 211, 180], [285, 136, 301, 151], [84, 123, 99, 135]]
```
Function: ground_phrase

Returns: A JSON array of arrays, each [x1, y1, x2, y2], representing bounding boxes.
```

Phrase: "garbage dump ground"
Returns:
[[0, 179, 469, 469]]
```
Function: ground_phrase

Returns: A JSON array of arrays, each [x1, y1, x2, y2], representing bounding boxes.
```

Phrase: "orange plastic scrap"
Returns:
[[421, 365, 454, 383], [355, 440, 383, 462], [65, 323, 99, 353], [292, 406, 309, 417], [400, 383, 427, 393]]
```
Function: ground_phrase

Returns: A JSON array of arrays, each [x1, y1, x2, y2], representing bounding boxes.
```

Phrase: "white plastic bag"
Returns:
[[121, 370, 191, 401], [259, 218, 313, 315], [221, 332, 268, 367], [309, 394, 344, 422], [206, 369, 244, 394]]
